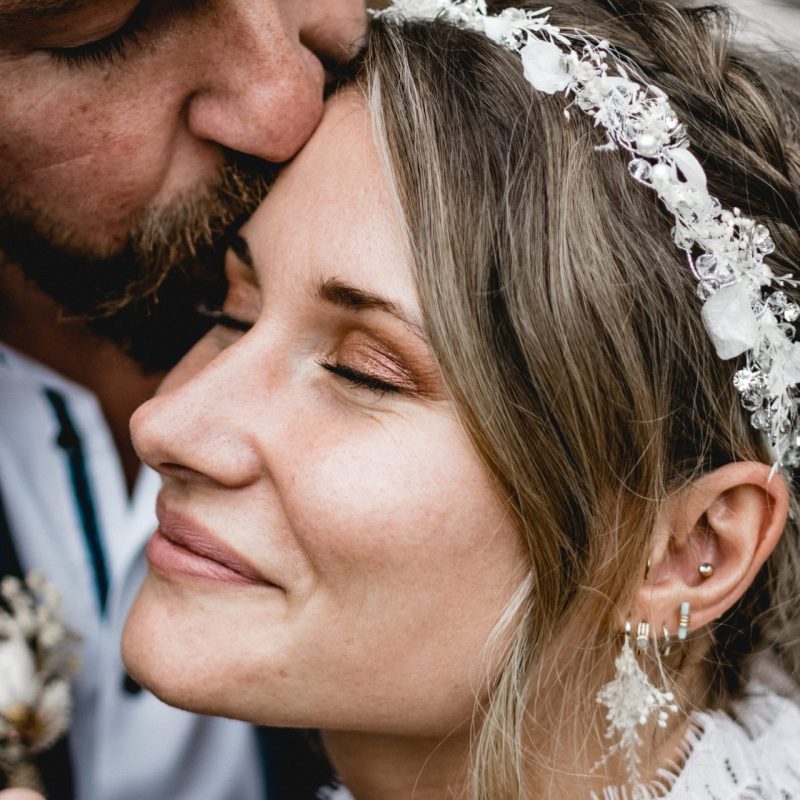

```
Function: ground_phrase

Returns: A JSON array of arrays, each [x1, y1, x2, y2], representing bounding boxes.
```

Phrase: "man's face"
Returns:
[[0, 0, 366, 367]]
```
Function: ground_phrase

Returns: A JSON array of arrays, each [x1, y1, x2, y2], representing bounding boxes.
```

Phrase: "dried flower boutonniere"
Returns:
[[0, 572, 82, 792]]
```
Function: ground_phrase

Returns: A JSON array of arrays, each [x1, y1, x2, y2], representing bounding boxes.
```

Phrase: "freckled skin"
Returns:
[[124, 97, 527, 738], [0, 1, 367, 486], [0, 1, 367, 256]]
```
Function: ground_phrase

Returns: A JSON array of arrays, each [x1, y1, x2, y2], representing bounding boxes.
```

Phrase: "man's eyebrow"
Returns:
[[317, 278, 426, 339], [229, 234, 255, 270]]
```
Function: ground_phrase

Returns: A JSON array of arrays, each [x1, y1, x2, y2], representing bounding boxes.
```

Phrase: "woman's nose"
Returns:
[[131, 343, 264, 488]]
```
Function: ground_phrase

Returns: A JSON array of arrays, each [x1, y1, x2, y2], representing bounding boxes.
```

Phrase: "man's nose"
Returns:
[[185, 2, 331, 163]]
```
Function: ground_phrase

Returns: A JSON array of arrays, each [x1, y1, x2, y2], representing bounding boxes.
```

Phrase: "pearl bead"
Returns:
[[651, 163, 671, 185], [636, 133, 659, 156]]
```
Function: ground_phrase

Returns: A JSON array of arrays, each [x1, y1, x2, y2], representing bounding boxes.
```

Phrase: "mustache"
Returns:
[[98, 153, 277, 316], [0, 151, 279, 372]]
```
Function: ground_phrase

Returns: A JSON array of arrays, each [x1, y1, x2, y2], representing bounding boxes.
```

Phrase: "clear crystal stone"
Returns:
[[733, 368, 756, 393], [742, 391, 763, 412], [767, 291, 789, 315], [736, 370, 769, 398], [628, 158, 652, 183], [782, 446, 800, 468], [753, 223, 775, 256], [672, 225, 693, 250], [695, 253, 718, 279], [751, 408, 773, 432], [696, 280, 719, 300], [784, 303, 800, 323]]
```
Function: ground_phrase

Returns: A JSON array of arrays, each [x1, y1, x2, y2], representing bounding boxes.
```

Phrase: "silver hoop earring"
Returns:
[[677, 601, 691, 641], [635, 621, 650, 651]]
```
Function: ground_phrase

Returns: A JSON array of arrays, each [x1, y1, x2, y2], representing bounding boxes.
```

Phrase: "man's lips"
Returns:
[[147, 504, 269, 587]]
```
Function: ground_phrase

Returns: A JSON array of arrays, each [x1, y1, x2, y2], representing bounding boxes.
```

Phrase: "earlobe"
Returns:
[[635, 462, 789, 637]]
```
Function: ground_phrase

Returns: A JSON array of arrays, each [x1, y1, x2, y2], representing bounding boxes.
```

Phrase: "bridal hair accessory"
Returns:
[[376, 0, 800, 468], [0, 572, 82, 792], [594, 621, 678, 790]]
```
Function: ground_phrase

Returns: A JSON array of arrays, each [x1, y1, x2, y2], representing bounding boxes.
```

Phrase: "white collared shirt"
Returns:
[[0, 342, 264, 800]]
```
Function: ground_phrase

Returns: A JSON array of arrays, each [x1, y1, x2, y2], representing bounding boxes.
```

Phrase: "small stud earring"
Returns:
[[644, 557, 652, 581], [635, 621, 650, 651], [677, 601, 691, 641], [698, 562, 714, 579]]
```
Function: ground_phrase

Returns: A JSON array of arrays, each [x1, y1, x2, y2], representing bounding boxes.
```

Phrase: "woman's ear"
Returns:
[[634, 462, 789, 637]]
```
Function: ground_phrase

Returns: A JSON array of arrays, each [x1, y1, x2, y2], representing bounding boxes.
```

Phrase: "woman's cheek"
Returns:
[[279, 405, 510, 575]]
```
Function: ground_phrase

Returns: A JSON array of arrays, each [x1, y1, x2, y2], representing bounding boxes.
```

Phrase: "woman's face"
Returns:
[[123, 93, 526, 737]]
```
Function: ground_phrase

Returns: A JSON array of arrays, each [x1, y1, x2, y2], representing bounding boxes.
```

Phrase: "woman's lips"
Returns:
[[147, 506, 268, 587]]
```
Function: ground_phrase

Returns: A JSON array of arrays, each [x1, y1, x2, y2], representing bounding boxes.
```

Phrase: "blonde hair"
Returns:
[[349, 1, 800, 796]]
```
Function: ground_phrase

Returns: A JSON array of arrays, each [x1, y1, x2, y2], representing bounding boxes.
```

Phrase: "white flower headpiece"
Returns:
[[376, 0, 800, 468]]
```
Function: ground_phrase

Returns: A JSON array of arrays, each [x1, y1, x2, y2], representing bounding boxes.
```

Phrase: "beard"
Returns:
[[0, 152, 276, 372]]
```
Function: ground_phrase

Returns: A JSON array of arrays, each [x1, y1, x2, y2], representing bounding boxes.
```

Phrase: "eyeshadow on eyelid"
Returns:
[[342, 335, 444, 398]]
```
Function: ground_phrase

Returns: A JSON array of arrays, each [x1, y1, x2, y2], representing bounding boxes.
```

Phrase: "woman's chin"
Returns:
[[121, 574, 301, 725], [121, 577, 242, 718]]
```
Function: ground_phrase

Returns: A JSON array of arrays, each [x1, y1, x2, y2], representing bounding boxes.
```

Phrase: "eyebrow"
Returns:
[[317, 278, 427, 340]]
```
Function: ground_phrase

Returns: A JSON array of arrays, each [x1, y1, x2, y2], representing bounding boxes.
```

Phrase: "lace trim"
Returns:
[[595, 658, 800, 799], [320, 662, 800, 800]]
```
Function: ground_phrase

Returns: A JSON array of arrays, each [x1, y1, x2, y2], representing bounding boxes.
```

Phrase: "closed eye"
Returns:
[[45, 1, 151, 68], [318, 361, 403, 396], [196, 304, 253, 333]]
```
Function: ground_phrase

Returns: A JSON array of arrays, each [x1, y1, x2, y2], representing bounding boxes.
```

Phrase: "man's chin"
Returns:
[[0, 220, 225, 372], [0, 155, 275, 370]]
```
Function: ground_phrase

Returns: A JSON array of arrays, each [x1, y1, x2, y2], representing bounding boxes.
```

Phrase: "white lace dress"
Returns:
[[317, 658, 800, 800], [658, 656, 800, 799]]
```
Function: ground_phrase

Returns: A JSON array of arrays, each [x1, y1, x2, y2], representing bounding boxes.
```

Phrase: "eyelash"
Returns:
[[196, 304, 401, 396], [47, 2, 150, 68], [196, 304, 253, 333], [318, 362, 402, 396]]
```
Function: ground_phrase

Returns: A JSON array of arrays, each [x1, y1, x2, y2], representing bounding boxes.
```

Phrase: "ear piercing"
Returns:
[[677, 601, 691, 641], [635, 621, 651, 651], [699, 562, 714, 579]]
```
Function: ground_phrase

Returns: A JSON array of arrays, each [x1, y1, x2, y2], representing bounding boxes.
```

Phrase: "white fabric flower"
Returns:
[[30, 679, 72, 755], [483, 9, 529, 42], [0, 625, 39, 713], [669, 147, 708, 192], [377, 0, 449, 20], [520, 38, 571, 94], [701, 281, 760, 359]]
